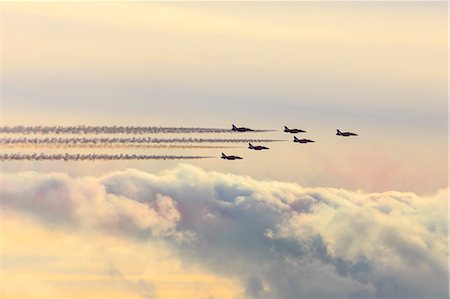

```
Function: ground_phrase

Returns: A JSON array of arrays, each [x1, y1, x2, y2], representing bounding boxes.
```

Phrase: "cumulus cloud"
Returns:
[[0, 164, 447, 298], [0, 171, 187, 240]]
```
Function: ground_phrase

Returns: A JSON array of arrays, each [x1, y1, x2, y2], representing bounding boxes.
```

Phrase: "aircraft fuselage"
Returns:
[[284, 129, 306, 133], [294, 137, 315, 143]]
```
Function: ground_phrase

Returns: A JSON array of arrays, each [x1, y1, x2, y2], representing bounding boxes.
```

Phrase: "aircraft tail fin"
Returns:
[[336, 129, 342, 135], [249, 143, 253, 149], [221, 153, 226, 158], [294, 136, 299, 141], [284, 126, 289, 130], [232, 124, 237, 130]]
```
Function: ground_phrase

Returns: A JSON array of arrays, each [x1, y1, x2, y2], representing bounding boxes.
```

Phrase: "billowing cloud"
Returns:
[[0, 171, 187, 240], [0, 164, 447, 298]]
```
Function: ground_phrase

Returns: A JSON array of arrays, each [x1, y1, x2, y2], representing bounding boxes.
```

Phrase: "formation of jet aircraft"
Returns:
[[223, 125, 357, 160], [248, 143, 269, 150]]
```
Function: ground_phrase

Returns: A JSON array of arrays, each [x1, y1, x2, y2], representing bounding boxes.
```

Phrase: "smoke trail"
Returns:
[[0, 137, 285, 144], [0, 144, 240, 149], [0, 153, 213, 161], [0, 125, 273, 134]]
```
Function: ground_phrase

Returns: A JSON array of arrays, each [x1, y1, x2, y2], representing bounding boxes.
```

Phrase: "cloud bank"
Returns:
[[0, 164, 447, 298]]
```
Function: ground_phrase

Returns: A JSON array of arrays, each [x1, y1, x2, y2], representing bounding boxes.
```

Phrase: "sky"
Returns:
[[0, 2, 448, 299]]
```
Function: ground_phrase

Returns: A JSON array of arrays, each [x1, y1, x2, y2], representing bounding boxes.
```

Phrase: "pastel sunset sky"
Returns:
[[0, 2, 448, 298]]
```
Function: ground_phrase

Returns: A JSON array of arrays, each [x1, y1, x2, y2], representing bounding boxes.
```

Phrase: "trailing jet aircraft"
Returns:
[[221, 153, 243, 160], [248, 143, 269, 150], [336, 129, 358, 137], [232, 124, 253, 132], [284, 126, 306, 133], [293, 136, 315, 143]]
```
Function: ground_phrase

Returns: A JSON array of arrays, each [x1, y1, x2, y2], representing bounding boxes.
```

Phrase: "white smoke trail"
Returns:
[[0, 137, 285, 144], [0, 144, 239, 149], [0, 125, 273, 134], [0, 153, 213, 161]]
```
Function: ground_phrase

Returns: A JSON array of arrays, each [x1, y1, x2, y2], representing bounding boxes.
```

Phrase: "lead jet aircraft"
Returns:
[[248, 143, 269, 150], [232, 124, 253, 132], [293, 136, 315, 143], [284, 126, 306, 133], [221, 153, 243, 160], [336, 129, 358, 137]]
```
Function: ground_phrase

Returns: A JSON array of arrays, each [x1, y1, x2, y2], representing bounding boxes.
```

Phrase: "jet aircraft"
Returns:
[[221, 153, 243, 160], [232, 124, 253, 132], [293, 136, 315, 143], [336, 129, 358, 137], [248, 143, 269, 150], [284, 126, 306, 133]]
